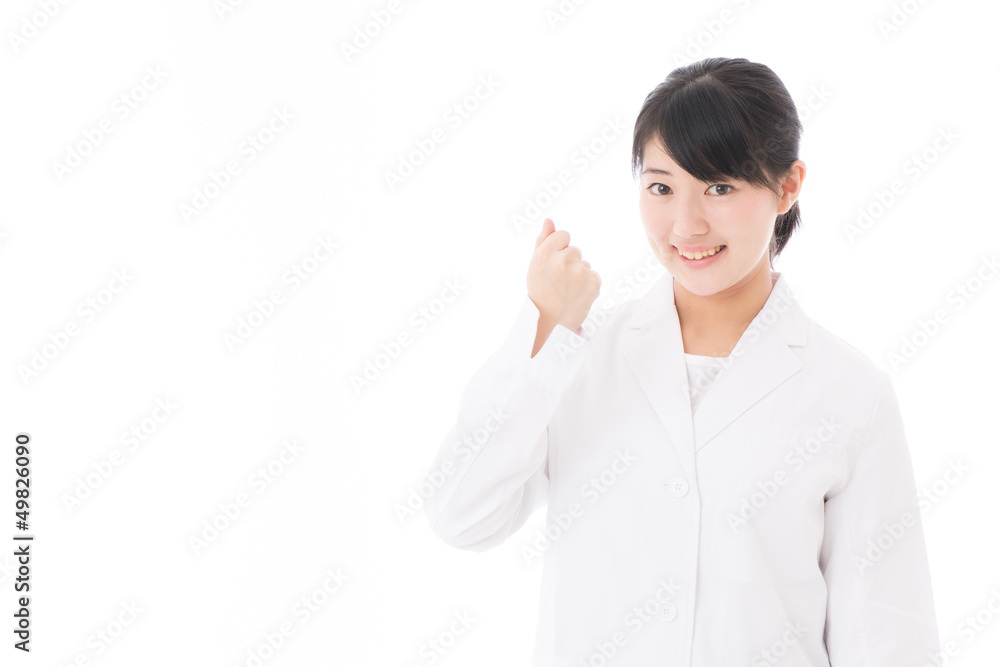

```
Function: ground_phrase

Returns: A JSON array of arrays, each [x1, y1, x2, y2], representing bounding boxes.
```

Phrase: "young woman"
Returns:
[[424, 57, 939, 666]]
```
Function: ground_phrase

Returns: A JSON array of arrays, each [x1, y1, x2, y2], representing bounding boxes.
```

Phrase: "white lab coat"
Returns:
[[424, 270, 940, 666]]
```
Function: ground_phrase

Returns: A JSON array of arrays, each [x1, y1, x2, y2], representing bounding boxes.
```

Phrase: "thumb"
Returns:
[[535, 218, 555, 249]]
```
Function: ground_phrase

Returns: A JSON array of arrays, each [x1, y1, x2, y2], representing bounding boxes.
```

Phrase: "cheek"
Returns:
[[638, 197, 667, 233], [638, 194, 652, 220], [715, 200, 774, 243]]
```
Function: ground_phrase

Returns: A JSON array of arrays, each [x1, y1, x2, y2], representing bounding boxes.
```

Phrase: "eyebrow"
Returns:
[[641, 168, 672, 176]]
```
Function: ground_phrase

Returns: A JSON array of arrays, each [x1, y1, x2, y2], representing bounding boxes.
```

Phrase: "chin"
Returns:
[[666, 256, 737, 296], [673, 276, 728, 297]]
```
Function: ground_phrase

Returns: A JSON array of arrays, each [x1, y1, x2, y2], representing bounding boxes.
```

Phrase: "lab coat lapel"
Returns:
[[621, 272, 698, 480], [621, 271, 808, 467], [691, 273, 807, 451]]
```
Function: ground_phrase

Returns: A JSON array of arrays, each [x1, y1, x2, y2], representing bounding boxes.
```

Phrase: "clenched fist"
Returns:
[[527, 218, 601, 357]]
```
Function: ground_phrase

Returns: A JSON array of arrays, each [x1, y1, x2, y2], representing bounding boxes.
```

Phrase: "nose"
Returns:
[[671, 192, 710, 238]]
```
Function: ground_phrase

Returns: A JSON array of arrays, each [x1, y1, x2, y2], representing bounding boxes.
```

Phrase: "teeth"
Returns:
[[679, 245, 723, 260]]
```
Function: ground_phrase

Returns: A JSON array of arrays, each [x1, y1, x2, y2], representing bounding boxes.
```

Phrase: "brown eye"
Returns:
[[647, 183, 670, 195], [709, 184, 733, 195]]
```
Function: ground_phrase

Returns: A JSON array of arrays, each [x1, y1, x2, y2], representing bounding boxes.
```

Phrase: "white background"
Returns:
[[1, 0, 998, 665]]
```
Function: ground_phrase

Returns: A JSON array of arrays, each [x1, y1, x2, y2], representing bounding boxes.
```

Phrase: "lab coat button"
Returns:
[[658, 601, 678, 622], [665, 477, 689, 497]]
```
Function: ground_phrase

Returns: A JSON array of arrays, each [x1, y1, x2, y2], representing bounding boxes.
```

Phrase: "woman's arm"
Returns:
[[820, 371, 941, 665], [423, 295, 591, 552]]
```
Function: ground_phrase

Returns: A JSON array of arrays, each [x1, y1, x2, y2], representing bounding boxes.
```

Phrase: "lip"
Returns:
[[674, 244, 725, 253], [674, 244, 726, 267]]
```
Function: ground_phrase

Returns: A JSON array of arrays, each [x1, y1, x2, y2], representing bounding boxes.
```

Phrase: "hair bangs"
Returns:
[[643, 80, 770, 189]]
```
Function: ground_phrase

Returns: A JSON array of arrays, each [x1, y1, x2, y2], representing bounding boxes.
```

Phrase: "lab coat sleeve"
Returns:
[[820, 371, 940, 666], [423, 295, 592, 552]]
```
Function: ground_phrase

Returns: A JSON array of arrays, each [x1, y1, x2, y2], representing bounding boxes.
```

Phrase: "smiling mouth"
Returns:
[[676, 245, 725, 260]]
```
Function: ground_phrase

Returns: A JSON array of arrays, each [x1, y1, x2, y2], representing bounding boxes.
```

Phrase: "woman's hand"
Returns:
[[527, 218, 601, 356]]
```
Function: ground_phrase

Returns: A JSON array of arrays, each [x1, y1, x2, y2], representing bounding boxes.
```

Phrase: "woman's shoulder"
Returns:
[[800, 315, 890, 387], [573, 289, 649, 348]]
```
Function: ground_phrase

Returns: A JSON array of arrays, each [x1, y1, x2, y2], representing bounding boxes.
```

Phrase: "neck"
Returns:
[[673, 258, 776, 337]]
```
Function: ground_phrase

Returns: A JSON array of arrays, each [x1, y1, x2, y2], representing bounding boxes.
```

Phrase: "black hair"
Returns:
[[631, 57, 803, 265]]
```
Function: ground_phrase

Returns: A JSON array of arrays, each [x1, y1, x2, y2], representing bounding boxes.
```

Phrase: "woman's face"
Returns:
[[638, 136, 801, 297]]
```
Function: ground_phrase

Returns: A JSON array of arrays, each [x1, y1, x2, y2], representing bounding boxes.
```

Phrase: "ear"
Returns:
[[777, 160, 806, 214]]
